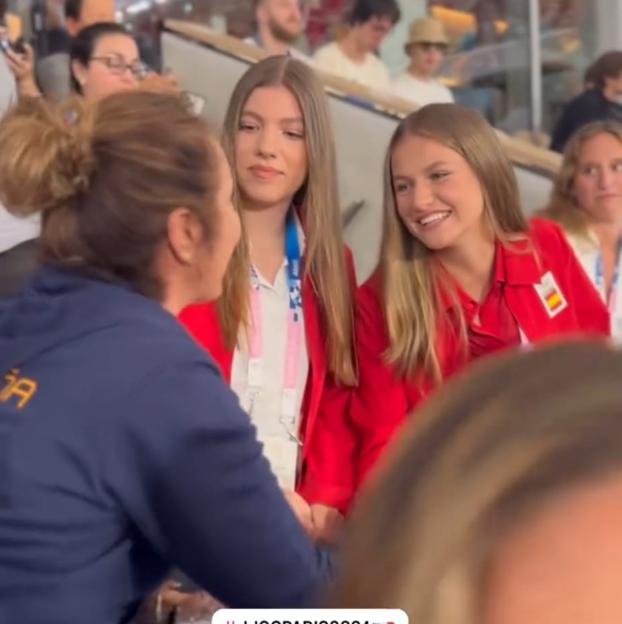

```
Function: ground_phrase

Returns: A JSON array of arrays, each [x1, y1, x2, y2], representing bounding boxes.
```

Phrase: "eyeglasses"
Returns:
[[416, 42, 448, 53], [89, 56, 149, 80]]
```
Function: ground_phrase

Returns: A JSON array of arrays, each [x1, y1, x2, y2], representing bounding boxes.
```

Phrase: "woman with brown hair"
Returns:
[[332, 341, 622, 624], [180, 56, 357, 539], [328, 103, 608, 509], [0, 92, 329, 623], [540, 120, 622, 340]]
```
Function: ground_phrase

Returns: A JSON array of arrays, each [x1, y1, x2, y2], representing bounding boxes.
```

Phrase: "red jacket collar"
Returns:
[[439, 236, 542, 311]]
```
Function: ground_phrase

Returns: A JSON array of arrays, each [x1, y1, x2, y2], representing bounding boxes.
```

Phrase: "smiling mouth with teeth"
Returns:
[[418, 211, 452, 227]]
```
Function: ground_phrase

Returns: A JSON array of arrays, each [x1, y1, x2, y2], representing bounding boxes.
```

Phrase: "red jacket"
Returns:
[[178, 250, 357, 511], [346, 218, 609, 504]]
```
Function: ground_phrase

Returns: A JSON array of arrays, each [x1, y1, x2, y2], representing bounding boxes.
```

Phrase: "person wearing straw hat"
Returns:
[[392, 15, 454, 108]]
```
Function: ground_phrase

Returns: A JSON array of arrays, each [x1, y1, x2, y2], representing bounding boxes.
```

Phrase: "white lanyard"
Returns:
[[246, 212, 303, 444]]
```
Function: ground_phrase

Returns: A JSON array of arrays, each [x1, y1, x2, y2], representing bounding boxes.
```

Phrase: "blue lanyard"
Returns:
[[285, 210, 302, 320], [595, 240, 622, 307], [247, 209, 304, 432]]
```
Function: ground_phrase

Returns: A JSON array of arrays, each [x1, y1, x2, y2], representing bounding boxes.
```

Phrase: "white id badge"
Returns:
[[533, 271, 568, 319]]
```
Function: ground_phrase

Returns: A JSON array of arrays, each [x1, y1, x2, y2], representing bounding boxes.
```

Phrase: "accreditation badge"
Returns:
[[534, 271, 568, 319]]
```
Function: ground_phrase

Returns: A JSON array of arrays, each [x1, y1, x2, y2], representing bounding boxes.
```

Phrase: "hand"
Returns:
[[5, 41, 34, 82], [4, 42, 40, 98], [171, 591, 223, 622], [311, 504, 344, 545], [158, 582, 223, 622], [283, 489, 314, 536]]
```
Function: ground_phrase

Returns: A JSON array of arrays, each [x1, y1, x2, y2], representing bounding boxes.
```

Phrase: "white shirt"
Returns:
[[392, 72, 454, 107], [231, 243, 309, 490], [0, 54, 16, 111], [565, 228, 622, 341], [0, 55, 40, 253], [313, 42, 391, 93], [242, 36, 314, 65]]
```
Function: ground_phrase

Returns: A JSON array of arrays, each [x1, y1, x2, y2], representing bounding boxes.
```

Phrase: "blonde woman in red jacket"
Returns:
[[180, 56, 356, 542], [311, 104, 610, 512]]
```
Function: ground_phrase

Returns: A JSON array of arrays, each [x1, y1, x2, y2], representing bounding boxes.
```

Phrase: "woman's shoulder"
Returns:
[[528, 216, 566, 241], [179, 301, 219, 328]]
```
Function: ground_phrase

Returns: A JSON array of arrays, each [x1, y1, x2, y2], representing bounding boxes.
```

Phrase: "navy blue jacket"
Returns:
[[551, 88, 622, 152], [0, 268, 329, 624]]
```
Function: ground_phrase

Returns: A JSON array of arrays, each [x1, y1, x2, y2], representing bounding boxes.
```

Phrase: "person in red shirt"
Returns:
[[315, 103, 609, 511], [179, 56, 356, 542]]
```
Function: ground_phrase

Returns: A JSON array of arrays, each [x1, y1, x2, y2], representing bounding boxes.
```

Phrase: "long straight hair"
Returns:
[[219, 56, 356, 385], [381, 104, 527, 382], [539, 120, 622, 241]]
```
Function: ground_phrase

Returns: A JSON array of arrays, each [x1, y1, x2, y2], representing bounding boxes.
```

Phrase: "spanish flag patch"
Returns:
[[534, 271, 568, 318]]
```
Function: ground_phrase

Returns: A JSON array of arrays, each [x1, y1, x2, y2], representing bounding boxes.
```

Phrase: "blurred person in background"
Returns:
[[6, 0, 175, 101], [69, 22, 144, 100], [392, 16, 454, 108], [583, 60, 599, 91], [4, 0, 116, 100], [4, 0, 115, 99], [29, 1, 71, 100], [551, 51, 622, 152], [541, 121, 622, 341], [331, 341, 622, 624], [245, 0, 312, 63], [40, 0, 117, 97], [65, 0, 115, 36], [0, 91, 331, 623], [6, 20, 177, 102], [313, 0, 400, 93]]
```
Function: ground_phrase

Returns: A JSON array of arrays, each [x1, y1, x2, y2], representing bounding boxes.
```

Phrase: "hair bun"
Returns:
[[54, 102, 97, 203], [0, 97, 97, 217]]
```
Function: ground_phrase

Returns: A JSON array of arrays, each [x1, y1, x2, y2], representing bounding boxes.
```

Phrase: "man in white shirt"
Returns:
[[393, 16, 454, 107], [244, 0, 312, 64], [313, 0, 400, 93]]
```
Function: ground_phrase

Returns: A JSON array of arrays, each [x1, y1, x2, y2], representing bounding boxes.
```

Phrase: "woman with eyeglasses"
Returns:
[[70, 22, 146, 100], [2, 21, 143, 102]]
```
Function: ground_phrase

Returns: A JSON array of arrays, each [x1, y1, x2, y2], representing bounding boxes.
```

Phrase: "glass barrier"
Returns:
[[110, 0, 609, 136], [428, 0, 599, 137]]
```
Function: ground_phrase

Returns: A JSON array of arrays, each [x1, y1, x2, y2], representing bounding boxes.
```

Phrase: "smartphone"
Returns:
[[0, 35, 26, 55]]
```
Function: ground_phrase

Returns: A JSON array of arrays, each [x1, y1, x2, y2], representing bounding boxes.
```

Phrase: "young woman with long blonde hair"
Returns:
[[343, 104, 608, 503], [180, 56, 356, 539], [541, 121, 622, 340]]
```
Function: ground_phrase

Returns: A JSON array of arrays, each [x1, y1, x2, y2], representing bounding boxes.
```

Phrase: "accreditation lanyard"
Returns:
[[595, 240, 622, 315], [247, 211, 303, 439]]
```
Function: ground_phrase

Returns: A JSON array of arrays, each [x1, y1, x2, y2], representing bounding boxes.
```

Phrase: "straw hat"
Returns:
[[404, 16, 449, 53]]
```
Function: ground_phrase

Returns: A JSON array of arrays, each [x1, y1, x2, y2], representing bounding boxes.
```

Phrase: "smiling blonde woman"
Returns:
[[315, 104, 609, 510]]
